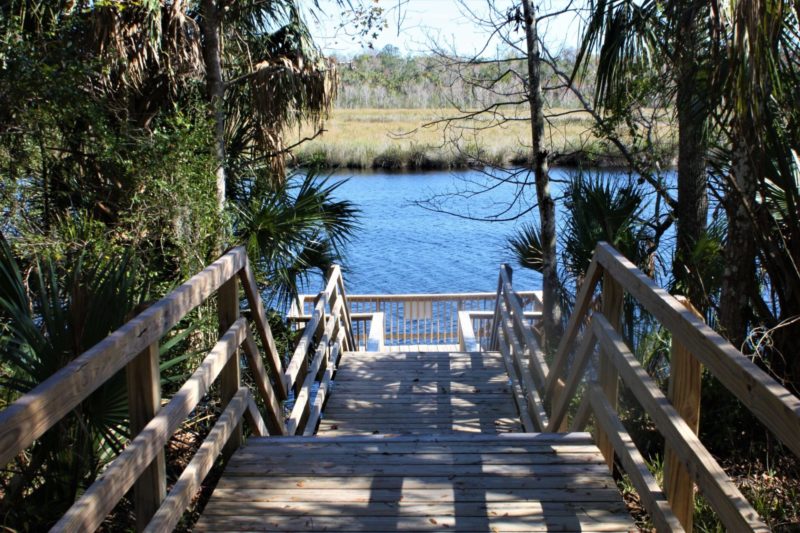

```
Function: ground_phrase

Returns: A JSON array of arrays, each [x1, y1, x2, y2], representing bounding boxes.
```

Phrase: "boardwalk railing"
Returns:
[[0, 247, 353, 532], [291, 291, 542, 350], [492, 242, 800, 532]]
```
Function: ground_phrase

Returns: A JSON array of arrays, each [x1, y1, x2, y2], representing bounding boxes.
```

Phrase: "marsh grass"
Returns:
[[291, 108, 677, 170]]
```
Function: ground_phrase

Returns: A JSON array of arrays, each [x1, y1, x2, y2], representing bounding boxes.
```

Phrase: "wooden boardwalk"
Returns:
[[9, 246, 800, 531], [319, 350, 522, 435], [196, 351, 633, 532]]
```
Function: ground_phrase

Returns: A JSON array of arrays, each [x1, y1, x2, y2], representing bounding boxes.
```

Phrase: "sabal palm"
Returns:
[[234, 172, 360, 310], [0, 235, 145, 527], [508, 173, 654, 317]]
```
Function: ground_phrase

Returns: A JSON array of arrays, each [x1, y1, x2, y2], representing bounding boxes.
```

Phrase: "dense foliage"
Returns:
[[0, 1, 356, 529]]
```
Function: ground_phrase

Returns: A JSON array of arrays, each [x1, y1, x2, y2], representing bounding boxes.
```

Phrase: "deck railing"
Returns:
[[291, 291, 542, 350], [0, 248, 352, 532], [491, 242, 800, 532]]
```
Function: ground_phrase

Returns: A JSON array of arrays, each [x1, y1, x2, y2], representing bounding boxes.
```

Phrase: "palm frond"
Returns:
[[508, 223, 545, 273]]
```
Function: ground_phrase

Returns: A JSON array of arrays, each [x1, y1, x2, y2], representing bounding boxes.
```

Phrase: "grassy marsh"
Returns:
[[291, 108, 676, 170]]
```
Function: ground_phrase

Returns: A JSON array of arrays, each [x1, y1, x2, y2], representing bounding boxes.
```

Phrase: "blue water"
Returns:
[[306, 167, 665, 295]]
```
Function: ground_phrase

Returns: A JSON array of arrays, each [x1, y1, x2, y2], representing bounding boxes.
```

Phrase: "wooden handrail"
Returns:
[[0, 246, 346, 531], [282, 263, 353, 434], [593, 242, 800, 459], [0, 247, 247, 468], [492, 241, 800, 531]]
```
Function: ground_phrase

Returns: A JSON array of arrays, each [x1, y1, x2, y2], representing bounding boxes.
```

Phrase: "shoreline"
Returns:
[[292, 145, 677, 172]]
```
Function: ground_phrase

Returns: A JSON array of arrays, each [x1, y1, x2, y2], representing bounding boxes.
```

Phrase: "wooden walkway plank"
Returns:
[[195, 350, 633, 532]]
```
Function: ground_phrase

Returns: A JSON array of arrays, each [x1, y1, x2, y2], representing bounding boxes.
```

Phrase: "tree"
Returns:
[[575, 0, 714, 309], [518, 0, 563, 344]]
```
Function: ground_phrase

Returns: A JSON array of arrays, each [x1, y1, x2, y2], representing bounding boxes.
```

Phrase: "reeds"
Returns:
[[290, 108, 676, 170]]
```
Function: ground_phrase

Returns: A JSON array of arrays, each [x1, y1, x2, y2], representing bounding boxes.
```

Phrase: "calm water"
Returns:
[[307, 167, 655, 295]]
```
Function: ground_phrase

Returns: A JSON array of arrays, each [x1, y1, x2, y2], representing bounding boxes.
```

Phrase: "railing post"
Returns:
[[126, 341, 166, 531], [597, 274, 623, 468], [665, 296, 703, 531], [491, 265, 511, 350], [218, 274, 242, 460]]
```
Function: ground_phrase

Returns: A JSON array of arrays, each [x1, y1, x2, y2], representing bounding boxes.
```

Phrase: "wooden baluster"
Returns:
[[596, 274, 624, 468], [126, 341, 166, 531], [665, 296, 703, 531], [218, 275, 242, 460]]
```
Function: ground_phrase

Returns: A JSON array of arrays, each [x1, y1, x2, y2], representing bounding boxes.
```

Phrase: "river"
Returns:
[[307, 167, 667, 295]]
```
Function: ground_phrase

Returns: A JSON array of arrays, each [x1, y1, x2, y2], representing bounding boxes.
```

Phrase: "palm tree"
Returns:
[[233, 172, 360, 311], [712, 0, 800, 386], [573, 0, 715, 309], [198, 0, 338, 213]]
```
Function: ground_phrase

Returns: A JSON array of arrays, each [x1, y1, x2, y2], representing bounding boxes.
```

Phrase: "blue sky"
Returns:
[[304, 0, 583, 58]]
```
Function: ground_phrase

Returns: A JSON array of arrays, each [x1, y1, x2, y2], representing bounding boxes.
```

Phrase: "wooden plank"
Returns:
[[286, 299, 342, 434], [284, 296, 325, 393], [593, 314, 769, 531], [144, 388, 251, 533], [499, 302, 548, 430], [469, 310, 542, 320], [587, 385, 685, 532], [244, 397, 269, 437], [228, 447, 604, 462], [125, 342, 166, 531], [366, 311, 384, 351], [303, 348, 337, 436], [665, 296, 703, 531], [337, 381, 512, 390], [218, 275, 242, 460], [570, 393, 592, 432], [216, 474, 615, 490], [245, 432, 594, 444], [205, 486, 623, 503], [496, 329, 536, 432], [489, 266, 506, 350], [323, 407, 519, 417], [545, 258, 602, 404], [500, 268, 549, 390], [200, 501, 629, 519], [0, 246, 247, 467], [239, 257, 287, 400], [595, 241, 800, 459], [332, 266, 356, 350], [242, 330, 286, 435], [51, 318, 248, 533], [458, 310, 480, 351], [546, 330, 596, 431], [221, 462, 607, 477], [232, 448, 601, 459], [195, 515, 633, 532], [596, 274, 623, 467], [236, 438, 598, 450]]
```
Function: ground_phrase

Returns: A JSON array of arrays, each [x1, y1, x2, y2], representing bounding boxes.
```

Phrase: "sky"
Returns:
[[304, 0, 585, 58]]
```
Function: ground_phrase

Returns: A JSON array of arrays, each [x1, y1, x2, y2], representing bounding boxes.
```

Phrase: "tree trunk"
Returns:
[[522, 0, 563, 346], [673, 0, 709, 310], [200, 0, 226, 214], [719, 139, 756, 349]]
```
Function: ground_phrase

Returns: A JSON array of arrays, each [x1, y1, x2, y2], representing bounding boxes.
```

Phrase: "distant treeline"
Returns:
[[333, 46, 592, 109]]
